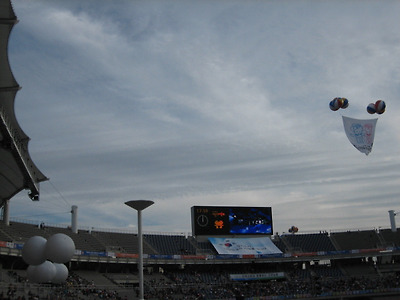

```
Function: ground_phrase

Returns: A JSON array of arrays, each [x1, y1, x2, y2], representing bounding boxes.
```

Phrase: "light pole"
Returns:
[[125, 200, 154, 300]]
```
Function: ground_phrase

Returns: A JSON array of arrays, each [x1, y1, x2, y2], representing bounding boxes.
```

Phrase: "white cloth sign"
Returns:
[[342, 116, 378, 155], [208, 237, 282, 255]]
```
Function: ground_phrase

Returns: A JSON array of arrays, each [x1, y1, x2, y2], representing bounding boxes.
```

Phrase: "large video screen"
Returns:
[[191, 206, 273, 236]]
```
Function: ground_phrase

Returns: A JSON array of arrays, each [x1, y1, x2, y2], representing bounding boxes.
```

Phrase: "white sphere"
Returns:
[[27, 260, 56, 283], [45, 233, 75, 263], [22, 236, 47, 266], [26, 265, 37, 282], [52, 263, 69, 283]]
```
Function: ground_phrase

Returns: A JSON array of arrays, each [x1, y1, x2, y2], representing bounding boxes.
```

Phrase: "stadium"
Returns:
[[2, 0, 400, 299], [1, 214, 400, 299]]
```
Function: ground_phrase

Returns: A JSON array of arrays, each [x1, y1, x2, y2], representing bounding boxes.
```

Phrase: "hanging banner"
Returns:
[[342, 116, 378, 155], [230, 272, 285, 281], [209, 237, 282, 255]]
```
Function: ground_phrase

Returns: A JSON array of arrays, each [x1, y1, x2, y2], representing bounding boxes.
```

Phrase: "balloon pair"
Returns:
[[22, 234, 76, 283], [367, 100, 386, 114], [329, 97, 349, 111], [27, 261, 68, 284]]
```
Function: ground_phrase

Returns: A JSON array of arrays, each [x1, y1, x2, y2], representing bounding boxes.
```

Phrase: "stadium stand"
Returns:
[[270, 235, 288, 253], [2, 219, 400, 299], [93, 231, 142, 254], [281, 232, 336, 253], [330, 229, 382, 251], [144, 234, 196, 255], [379, 228, 400, 248], [188, 238, 218, 255]]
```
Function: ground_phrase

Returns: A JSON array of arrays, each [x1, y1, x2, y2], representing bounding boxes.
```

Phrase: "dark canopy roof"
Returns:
[[0, 0, 47, 204]]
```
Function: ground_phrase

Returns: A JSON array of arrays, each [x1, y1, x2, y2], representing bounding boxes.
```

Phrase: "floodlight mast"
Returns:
[[388, 210, 399, 232], [125, 200, 154, 300]]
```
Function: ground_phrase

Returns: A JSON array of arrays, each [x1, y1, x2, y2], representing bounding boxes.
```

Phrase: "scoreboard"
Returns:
[[191, 206, 273, 236]]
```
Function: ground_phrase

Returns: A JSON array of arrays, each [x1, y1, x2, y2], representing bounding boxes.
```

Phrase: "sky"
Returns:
[[6, 0, 400, 235]]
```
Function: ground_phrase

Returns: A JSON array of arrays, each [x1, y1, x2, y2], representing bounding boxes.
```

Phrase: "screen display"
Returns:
[[191, 206, 273, 236]]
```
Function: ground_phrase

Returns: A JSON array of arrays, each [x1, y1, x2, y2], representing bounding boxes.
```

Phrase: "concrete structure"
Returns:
[[389, 210, 397, 232], [0, 0, 47, 218]]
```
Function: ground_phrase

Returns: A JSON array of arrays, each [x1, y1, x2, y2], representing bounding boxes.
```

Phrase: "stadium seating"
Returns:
[[2, 220, 398, 256], [330, 230, 382, 250], [379, 228, 400, 248], [2, 219, 400, 299], [144, 234, 196, 255], [281, 232, 336, 252]]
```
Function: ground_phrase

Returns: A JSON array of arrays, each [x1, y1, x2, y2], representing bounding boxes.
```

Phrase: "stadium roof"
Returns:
[[0, 0, 47, 205]]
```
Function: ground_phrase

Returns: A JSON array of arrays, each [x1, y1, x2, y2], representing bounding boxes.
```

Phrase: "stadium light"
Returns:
[[125, 200, 154, 300]]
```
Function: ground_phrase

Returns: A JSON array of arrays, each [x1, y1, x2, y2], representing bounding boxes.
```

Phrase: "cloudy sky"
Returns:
[[7, 0, 400, 235]]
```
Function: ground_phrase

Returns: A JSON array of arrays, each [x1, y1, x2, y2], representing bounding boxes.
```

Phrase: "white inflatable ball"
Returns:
[[45, 233, 75, 263], [22, 236, 47, 266], [52, 263, 69, 283], [26, 265, 37, 283], [27, 260, 56, 283]]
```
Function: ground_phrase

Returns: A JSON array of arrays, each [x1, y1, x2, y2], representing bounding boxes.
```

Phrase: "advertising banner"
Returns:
[[230, 272, 285, 281], [209, 237, 282, 255]]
